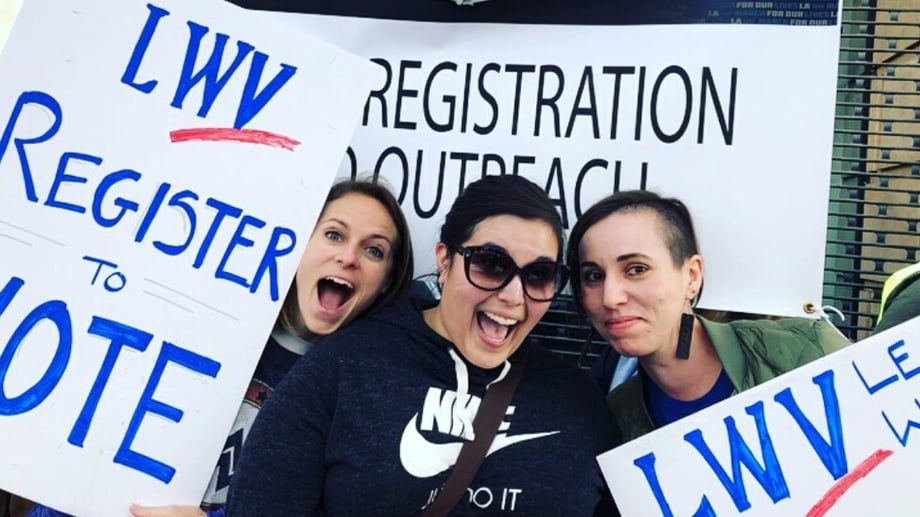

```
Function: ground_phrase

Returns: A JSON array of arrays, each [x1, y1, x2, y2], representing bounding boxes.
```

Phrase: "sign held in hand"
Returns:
[[0, 0, 376, 514]]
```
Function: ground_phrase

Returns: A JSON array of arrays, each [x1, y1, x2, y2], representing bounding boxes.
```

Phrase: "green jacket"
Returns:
[[607, 316, 851, 443]]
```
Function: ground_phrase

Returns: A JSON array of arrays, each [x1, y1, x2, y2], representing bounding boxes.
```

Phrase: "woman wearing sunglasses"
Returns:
[[228, 175, 619, 515]]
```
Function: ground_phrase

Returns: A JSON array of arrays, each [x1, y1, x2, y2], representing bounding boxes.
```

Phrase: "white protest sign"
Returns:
[[245, 3, 842, 317], [598, 316, 920, 516], [0, 0, 375, 514]]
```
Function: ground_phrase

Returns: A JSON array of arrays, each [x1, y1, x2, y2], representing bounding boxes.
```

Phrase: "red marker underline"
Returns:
[[806, 448, 893, 517], [169, 127, 300, 151]]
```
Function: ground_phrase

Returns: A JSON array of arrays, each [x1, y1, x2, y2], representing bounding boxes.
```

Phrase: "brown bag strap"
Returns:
[[420, 348, 530, 517]]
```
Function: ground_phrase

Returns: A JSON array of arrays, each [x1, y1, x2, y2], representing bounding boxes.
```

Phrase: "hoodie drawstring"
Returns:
[[448, 349, 511, 442]]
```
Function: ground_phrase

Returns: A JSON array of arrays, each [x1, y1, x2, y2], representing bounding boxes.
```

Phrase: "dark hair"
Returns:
[[440, 175, 565, 261], [566, 190, 703, 312], [278, 177, 414, 338]]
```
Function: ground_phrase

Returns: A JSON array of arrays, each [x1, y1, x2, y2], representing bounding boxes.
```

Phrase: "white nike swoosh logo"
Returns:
[[399, 414, 560, 478]]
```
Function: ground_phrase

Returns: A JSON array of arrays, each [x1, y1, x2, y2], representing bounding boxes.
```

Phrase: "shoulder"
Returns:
[[607, 375, 642, 407], [522, 343, 609, 400], [315, 296, 424, 351], [519, 345, 620, 450], [711, 317, 850, 383], [523, 343, 610, 398], [606, 376, 651, 443], [876, 273, 920, 332], [726, 318, 848, 353], [521, 344, 590, 391]]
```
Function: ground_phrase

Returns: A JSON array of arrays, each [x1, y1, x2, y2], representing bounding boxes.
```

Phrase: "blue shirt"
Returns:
[[646, 368, 735, 428]]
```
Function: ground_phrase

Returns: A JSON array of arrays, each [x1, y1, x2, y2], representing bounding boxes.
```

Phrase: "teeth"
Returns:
[[325, 277, 354, 290], [483, 311, 518, 326]]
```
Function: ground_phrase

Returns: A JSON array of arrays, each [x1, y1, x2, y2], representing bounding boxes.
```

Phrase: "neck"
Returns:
[[640, 317, 723, 401], [279, 320, 321, 348], [272, 326, 314, 355], [423, 305, 448, 339]]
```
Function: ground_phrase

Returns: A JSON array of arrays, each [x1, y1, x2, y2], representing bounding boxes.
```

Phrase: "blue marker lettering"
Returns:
[[693, 498, 718, 517], [121, 3, 170, 94], [633, 452, 719, 517], [171, 24, 252, 119], [0, 277, 72, 415], [0, 277, 25, 313], [82, 255, 118, 285], [889, 340, 920, 380], [234, 52, 297, 129], [134, 182, 171, 243], [45, 151, 101, 213], [684, 402, 790, 512], [152, 189, 199, 255], [633, 453, 675, 517], [250, 226, 296, 302], [193, 198, 242, 269], [114, 342, 220, 483], [68, 317, 153, 447], [852, 358, 898, 395], [774, 370, 848, 480], [882, 399, 920, 447], [215, 215, 265, 289], [0, 91, 63, 201], [92, 169, 142, 227]]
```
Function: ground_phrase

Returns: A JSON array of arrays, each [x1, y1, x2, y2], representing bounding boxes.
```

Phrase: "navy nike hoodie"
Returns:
[[228, 295, 619, 516]]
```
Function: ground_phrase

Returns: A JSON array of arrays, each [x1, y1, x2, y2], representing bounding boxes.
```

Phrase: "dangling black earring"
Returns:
[[675, 312, 694, 360]]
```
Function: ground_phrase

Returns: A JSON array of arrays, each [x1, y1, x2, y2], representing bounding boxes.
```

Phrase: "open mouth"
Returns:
[[476, 311, 519, 344], [317, 277, 355, 311]]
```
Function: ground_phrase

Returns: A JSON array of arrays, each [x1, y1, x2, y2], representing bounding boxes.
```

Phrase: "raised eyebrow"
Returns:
[[616, 252, 651, 263], [321, 219, 392, 246], [320, 217, 349, 229], [579, 253, 649, 269]]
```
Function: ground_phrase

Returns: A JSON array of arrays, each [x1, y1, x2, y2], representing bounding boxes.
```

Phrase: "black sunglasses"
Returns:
[[453, 245, 568, 302]]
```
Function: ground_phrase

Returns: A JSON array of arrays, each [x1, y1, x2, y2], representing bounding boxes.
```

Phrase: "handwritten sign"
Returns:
[[598, 315, 920, 516], [0, 0, 375, 514], [242, 2, 843, 317]]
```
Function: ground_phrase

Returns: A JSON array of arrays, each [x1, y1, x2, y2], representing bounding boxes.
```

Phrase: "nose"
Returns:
[[496, 272, 526, 305], [602, 276, 627, 309], [335, 246, 358, 268]]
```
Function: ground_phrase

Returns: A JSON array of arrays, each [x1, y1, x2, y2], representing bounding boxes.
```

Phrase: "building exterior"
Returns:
[[825, 0, 920, 339]]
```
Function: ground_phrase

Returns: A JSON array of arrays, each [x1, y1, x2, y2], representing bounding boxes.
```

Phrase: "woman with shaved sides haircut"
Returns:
[[566, 189, 849, 444]]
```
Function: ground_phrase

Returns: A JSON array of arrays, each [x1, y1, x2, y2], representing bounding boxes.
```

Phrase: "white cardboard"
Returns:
[[259, 11, 842, 317], [0, 0, 375, 514], [599, 316, 920, 516]]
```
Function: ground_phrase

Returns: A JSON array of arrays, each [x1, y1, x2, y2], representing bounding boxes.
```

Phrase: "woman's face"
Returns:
[[577, 209, 702, 360], [295, 192, 398, 337], [428, 215, 559, 369]]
